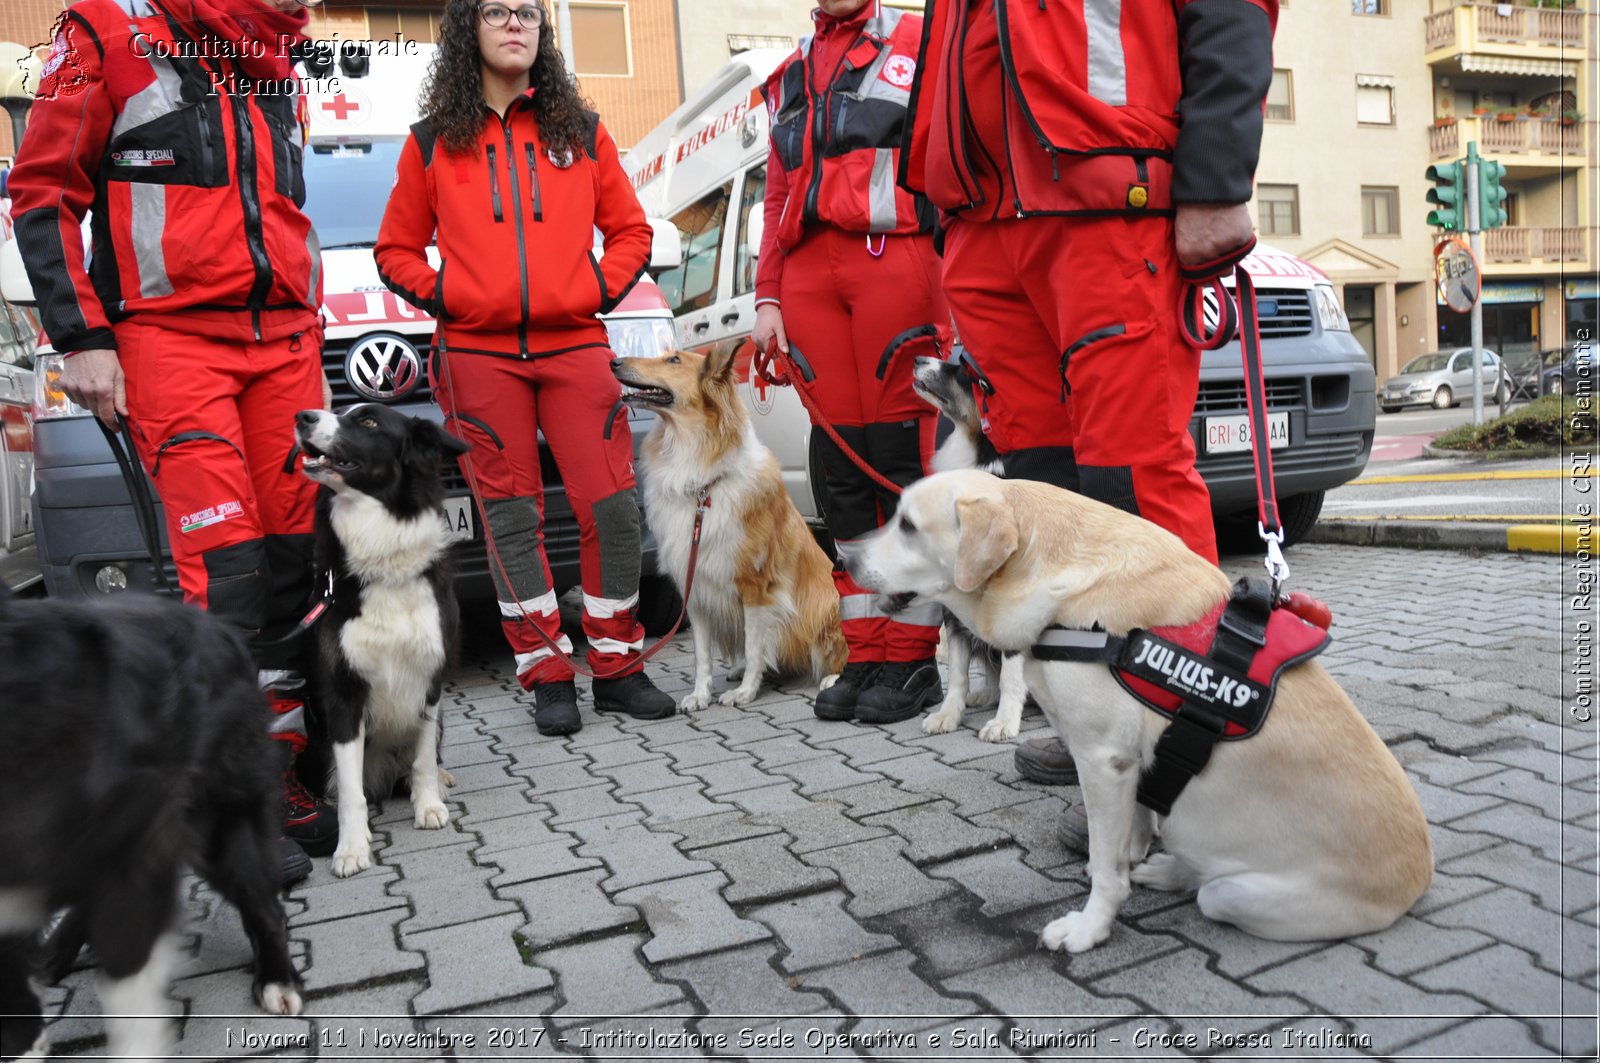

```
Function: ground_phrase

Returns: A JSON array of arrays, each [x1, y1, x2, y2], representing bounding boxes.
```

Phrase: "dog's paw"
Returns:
[[259, 983, 304, 1016], [414, 800, 449, 830], [719, 686, 758, 707], [818, 673, 840, 691], [1130, 853, 1191, 892], [681, 689, 712, 711], [438, 768, 456, 788], [922, 705, 961, 735], [330, 844, 372, 878], [977, 717, 1021, 743], [1039, 910, 1111, 954]]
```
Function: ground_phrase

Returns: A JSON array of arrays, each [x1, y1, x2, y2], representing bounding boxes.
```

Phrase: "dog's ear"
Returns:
[[953, 494, 1019, 592], [702, 345, 739, 384], [409, 418, 471, 459]]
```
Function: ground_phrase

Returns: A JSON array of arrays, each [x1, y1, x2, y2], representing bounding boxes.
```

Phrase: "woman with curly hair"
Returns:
[[376, 0, 673, 735]]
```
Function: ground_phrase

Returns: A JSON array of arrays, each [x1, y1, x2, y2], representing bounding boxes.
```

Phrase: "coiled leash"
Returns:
[[1177, 235, 1291, 599], [751, 323, 945, 497], [432, 340, 699, 680]]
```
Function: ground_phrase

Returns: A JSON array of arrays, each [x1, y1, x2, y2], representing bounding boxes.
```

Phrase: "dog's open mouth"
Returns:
[[618, 383, 674, 408], [296, 439, 360, 474]]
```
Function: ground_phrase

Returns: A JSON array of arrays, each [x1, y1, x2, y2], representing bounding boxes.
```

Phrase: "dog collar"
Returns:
[[1032, 577, 1331, 816]]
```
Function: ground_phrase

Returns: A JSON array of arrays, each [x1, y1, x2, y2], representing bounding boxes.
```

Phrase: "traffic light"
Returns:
[[1426, 160, 1465, 231], [1479, 158, 1508, 230]]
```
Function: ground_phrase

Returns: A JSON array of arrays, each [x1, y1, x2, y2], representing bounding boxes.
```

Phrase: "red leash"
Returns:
[[435, 343, 703, 681], [752, 336, 926, 497], [1177, 236, 1290, 595]]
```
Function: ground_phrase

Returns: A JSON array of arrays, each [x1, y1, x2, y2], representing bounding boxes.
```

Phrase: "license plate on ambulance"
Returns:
[[441, 496, 476, 543], [1203, 412, 1289, 455]]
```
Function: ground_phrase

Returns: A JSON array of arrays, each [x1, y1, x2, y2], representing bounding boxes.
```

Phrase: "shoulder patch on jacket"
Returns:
[[410, 119, 440, 167]]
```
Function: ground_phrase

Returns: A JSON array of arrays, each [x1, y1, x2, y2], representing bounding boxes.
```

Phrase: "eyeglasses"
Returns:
[[478, 3, 542, 28]]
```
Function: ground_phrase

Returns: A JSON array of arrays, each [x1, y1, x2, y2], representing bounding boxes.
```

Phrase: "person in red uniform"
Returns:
[[751, 0, 947, 725], [900, 0, 1278, 814], [375, 0, 673, 736], [10, 0, 339, 881]]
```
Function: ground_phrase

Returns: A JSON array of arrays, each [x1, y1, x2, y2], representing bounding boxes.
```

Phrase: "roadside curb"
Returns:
[[1310, 519, 1583, 554], [1422, 443, 1565, 460]]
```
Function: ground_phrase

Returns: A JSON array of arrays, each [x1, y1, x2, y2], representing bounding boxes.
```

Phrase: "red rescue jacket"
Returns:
[[754, 2, 931, 305], [900, 0, 1278, 221], [9, 0, 321, 353], [375, 94, 652, 359]]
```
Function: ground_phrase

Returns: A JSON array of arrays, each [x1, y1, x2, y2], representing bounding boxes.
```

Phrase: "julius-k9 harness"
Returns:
[[1032, 578, 1332, 816]]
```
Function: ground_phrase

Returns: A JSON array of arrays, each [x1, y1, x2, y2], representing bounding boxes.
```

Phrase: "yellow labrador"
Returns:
[[846, 469, 1433, 953]]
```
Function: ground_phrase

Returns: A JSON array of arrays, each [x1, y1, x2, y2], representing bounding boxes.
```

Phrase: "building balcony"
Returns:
[[1480, 226, 1592, 275], [1429, 114, 1586, 165], [1426, 3, 1585, 63]]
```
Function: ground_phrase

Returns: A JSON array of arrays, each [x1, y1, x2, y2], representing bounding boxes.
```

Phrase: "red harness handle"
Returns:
[[1177, 236, 1290, 591]]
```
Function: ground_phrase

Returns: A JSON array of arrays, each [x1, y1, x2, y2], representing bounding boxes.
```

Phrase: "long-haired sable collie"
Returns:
[[612, 349, 846, 708], [295, 404, 469, 878]]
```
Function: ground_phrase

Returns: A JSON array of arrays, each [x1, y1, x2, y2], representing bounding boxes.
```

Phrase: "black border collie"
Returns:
[[294, 404, 469, 878], [0, 588, 301, 1060], [909, 355, 1029, 741]]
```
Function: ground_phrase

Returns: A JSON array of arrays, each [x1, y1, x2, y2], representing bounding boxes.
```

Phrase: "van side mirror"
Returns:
[[745, 210, 764, 261], [647, 217, 682, 274], [0, 238, 36, 306]]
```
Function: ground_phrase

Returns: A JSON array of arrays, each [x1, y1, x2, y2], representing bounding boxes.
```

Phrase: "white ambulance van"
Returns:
[[13, 45, 685, 622], [626, 51, 1376, 547]]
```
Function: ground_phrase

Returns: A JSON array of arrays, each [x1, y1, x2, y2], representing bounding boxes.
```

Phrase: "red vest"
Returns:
[[760, 5, 930, 252], [901, 0, 1278, 220], [10, 0, 320, 351]]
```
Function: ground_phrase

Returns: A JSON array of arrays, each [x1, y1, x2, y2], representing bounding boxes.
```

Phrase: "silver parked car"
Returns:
[[1380, 347, 1512, 413]]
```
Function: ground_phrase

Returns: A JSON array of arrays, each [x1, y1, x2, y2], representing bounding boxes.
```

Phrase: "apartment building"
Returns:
[[0, 0, 682, 156], [1258, 0, 1595, 383]]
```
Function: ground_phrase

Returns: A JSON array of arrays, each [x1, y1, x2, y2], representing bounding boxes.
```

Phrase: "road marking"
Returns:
[[1324, 514, 1568, 523], [1352, 469, 1568, 486], [1324, 493, 1534, 510], [1508, 524, 1588, 554]]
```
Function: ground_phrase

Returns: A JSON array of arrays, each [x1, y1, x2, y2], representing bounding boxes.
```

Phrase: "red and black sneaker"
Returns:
[[265, 680, 339, 858]]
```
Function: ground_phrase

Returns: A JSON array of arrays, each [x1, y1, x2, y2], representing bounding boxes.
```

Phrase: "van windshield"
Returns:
[[302, 137, 407, 250]]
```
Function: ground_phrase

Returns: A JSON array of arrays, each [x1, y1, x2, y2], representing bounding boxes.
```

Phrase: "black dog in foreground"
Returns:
[[0, 587, 301, 1061]]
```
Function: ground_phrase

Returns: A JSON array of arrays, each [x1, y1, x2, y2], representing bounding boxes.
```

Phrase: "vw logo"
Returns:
[[345, 334, 422, 401]]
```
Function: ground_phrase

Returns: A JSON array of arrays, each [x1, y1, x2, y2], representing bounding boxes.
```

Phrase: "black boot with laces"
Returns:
[[856, 658, 942, 724], [533, 680, 582, 736], [813, 660, 881, 721]]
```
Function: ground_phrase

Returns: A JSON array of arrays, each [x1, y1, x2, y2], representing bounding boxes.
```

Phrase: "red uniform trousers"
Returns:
[[434, 345, 647, 686], [941, 214, 1220, 564], [119, 320, 322, 670], [779, 228, 944, 662]]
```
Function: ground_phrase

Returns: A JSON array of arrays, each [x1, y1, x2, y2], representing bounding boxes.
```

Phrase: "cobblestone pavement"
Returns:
[[38, 545, 1599, 1061]]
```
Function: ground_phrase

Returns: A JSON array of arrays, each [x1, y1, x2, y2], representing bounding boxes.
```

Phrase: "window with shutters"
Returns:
[[1356, 78, 1395, 126], [571, 2, 631, 77]]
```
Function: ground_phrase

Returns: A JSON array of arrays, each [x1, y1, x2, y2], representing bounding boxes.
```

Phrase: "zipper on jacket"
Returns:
[[486, 144, 504, 221], [944, 1, 982, 210], [524, 144, 543, 222], [801, 33, 855, 227], [225, 59, 274, 337], [495, 112, 531, 356]]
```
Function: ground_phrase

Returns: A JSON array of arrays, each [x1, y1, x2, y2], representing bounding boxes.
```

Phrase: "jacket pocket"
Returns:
[[106, 96, 229, 189], [586, 250, 610, 314], [434, 258, 449, 318], [262, 112, 306, 205]]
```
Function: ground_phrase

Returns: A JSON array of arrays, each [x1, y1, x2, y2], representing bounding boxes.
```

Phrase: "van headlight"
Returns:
[[1313, 284, 1350, 332], [606, 317, 677, 360], [33, 353, 92, 420]]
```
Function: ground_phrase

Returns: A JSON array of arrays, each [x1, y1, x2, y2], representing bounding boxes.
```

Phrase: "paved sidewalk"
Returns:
[[39, 545, 1598, 1061]]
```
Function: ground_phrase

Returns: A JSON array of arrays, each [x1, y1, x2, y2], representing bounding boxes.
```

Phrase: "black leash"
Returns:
[[96, 416, 175, 594]]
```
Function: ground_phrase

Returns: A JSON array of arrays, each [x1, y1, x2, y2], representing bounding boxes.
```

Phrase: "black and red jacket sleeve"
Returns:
[[374, 130, 442, 317], [753, 139, 790, 306], [589, 119, 651, 314], [8, 11, 117, 355], [1173, 0, 1279, 205]]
